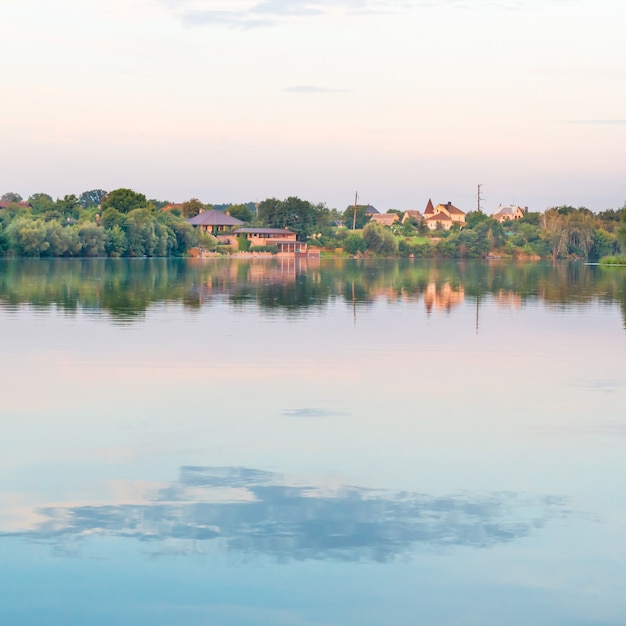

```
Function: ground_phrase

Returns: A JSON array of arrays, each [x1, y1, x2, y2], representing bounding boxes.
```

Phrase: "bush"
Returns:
[[249, 245, 278, 254], [238, 234, 251, 252], [343, 232, 366, 255], [105, 225, 127, 257], [0, 226, 7, 256], [6, 217, 49, 257], [362, 222, 398, 255], [599, 255, 626, 266], [78, 223, 106, 257]]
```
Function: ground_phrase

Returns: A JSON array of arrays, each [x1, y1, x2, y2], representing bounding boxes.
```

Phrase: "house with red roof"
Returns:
[[0, 200, 31, 210], [424, 199, 466, 230]]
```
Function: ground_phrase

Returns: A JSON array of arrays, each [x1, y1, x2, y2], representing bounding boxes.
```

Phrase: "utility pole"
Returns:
[[477, 184, 485, 213], [352, 191, 358, 230]]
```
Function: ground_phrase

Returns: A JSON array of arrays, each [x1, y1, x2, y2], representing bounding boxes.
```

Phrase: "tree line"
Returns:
[[1, 189, 625, 260], [0, 189, 197, 258]]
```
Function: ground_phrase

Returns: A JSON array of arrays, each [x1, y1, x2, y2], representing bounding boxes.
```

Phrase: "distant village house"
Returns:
[[423, 199, 466, 230], [402, 210, 423, 224], [492, 205, 527, 223], [186, 210, 244, 234], [219, 227, 310, 255], [369, 213, 399, 226]]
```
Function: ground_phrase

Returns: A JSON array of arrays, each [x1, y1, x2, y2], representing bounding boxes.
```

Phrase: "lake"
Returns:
[[1, 257, 625, 625]]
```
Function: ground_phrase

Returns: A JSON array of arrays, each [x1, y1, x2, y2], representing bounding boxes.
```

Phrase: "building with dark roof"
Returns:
[[186, 210, 244, 234]]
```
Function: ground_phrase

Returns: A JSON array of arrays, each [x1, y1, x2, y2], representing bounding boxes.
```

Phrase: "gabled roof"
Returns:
[[425, 212, 452, 222], [186, 210, 244, 226], [364, 205, 379, 214], [493, 204, 523, 216], [402, 210, 423, 220], [436, 202, 464, 216], [370, 213, 399, 225]]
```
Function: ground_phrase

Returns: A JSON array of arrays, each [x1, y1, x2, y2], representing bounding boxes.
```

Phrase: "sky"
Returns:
[[2, 0, 625, 213]]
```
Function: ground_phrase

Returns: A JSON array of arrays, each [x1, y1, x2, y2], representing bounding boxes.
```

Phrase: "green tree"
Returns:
[[79, 223, 106, 256], [380, 229, 398, 255], [342, 205, 372, 230], [258, 197, 282, 226], [312, 202, 340, 235], [159, 213, 196, 255], [1, 192, 23, 203], [401, 221, 416, 236], [597, 208, 624, 233], [362, 222, 384, 251], [181, 198, 205, 218], [465, 210, 489, 229], [56, 195, 81, 220], [617, 205, 626, 253], [0, 225, 7, 256], [149, 198, 172, 211], [105, 224, 127, 257], [591, 228, 618, 260], [565, 209, 594, 258], [28, 193, 55, 214], [44, 221, 76, 256], [436, 238, 459, 257], [362, 222, 397, 255], [258, 196, 317, 240], [473, 218, 505, 251], [7, 218, 49, 256], [518, 211, 541, 226], [79, 189, 107, 209], [124, 208, 158, 256], [542, 208, 568, 261], [343, 232, 367, 255], [228, 204, 254, 222], [101, 207, 126, 231], [101, 188, 148, 214]]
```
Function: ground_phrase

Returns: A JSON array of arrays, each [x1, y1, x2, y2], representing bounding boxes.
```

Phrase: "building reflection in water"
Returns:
[[424, 281, 465, 314]]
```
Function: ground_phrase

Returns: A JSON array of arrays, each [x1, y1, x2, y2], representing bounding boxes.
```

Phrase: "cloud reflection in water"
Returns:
[[5, 467, 569, 562]]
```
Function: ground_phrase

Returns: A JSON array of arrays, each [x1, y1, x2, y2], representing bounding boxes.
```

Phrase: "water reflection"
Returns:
[[1, 258, 625, 325], [3, 466, 569, 563]]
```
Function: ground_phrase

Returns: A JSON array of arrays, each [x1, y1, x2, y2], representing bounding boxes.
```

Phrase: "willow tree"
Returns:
[[541, 209, 568, 262]]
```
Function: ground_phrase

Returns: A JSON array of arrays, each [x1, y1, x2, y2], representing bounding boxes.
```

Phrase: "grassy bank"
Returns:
[[599, 255, 626, 266]]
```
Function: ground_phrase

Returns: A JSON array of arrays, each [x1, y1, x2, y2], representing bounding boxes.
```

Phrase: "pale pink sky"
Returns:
[[2, 0, 625, 213]]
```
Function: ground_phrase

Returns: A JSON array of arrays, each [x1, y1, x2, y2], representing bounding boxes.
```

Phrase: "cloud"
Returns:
[[158, 0, 580, 28], [159, 0, 409, 29], [567, 120, 626, 125], [4, 465, 572, 563], [284, 85, 352, 94]]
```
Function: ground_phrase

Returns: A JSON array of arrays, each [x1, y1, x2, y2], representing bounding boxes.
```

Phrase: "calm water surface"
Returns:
[[1, 258, 626, 625]]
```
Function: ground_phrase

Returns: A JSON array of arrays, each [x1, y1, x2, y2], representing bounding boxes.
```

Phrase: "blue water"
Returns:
[[1, 259, 625, 625]]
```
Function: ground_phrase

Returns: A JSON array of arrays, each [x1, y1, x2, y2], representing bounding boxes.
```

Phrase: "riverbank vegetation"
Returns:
[[1, 189, 624, 261]]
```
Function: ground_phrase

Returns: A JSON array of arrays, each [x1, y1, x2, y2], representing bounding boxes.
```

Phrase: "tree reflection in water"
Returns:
[[0, 258, 625, 326]]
